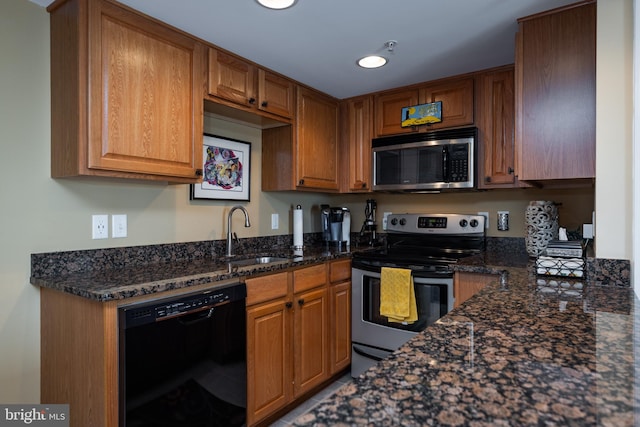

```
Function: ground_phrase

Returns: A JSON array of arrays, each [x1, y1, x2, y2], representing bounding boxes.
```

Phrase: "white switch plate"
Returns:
[[271, 213, 279, 230], [112, 214, 127, 238], [92, 214, 109, 239]]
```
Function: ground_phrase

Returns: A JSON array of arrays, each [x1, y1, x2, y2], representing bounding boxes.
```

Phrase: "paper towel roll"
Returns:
[[293, 205, 303, 249]]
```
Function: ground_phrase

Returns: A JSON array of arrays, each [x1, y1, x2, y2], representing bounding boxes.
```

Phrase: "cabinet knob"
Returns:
[[261, 101, 268, 107], [248, 97, 256, 105], [508, 167, 514, 175], [298, 179, 305, 186], [361, 182, 367, 189], [285, 301, 293, 309], [298, 298, 305, 306], [485, 176, 491, 183], [195, 169, 203, 177]]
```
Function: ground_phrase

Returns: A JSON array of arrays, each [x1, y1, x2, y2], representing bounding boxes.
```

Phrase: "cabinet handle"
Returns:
[[248, 97, 256, 105], [298, 179, 305, 186], [508, 167, 514, 175], [195, 169, 203, 177], [298, 298, 305, 306], [285, 301, 293, 309], [261, 101, 268, 107]]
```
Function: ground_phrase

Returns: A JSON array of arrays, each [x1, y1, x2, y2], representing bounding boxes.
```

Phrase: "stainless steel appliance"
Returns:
[[118, 282, 247, 427], [372, 127, 476, 192], [321, 205, 351, 247], [351, 213, 485, 378]]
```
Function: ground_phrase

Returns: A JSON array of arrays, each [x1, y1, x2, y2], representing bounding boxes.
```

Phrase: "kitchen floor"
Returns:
[[269, 372, 353, 426]]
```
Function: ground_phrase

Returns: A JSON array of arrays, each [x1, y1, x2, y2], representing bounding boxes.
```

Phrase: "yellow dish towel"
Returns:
[[380, 267, 418, 324]]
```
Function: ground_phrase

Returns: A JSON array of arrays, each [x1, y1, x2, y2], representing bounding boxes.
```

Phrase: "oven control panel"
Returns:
[[387, 213, 485, 235]]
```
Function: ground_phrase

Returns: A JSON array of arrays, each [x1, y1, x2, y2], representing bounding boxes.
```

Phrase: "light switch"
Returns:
[[112, 214, 127, 238], [271, 213, 279, 230]]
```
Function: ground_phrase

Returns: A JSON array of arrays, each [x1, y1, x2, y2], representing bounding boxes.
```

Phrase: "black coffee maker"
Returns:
[[320, 205, 351, 248]]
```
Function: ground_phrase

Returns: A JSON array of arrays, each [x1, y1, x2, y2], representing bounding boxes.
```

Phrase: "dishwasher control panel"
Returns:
[[120, 282, 246, 328]]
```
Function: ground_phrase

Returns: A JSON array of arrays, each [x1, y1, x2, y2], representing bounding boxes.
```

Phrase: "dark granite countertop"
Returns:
[[30, 243, 367, 301], [293, 257, 638, 426]]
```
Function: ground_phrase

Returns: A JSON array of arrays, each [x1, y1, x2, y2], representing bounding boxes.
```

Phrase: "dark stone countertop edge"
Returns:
[[30, 247, 363, 302]]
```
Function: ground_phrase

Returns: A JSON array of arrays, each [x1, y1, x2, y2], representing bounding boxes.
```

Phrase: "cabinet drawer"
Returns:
[[246, 272, 289, 306], [293, 264, 327, 293], [329, 259, 351, 283]]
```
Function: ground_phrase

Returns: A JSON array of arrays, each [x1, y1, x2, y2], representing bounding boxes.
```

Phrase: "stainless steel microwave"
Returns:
[[372, 127, 476, 192]]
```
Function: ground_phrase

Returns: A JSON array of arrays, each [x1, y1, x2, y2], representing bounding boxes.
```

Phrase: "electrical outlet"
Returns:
[[112, 214, 127, 238], [271, 213, 279, 230], [92, 214, 109, 239]]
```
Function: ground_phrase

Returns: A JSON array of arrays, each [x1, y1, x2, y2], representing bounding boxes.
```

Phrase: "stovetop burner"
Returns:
[[354, 213, 486, 272]]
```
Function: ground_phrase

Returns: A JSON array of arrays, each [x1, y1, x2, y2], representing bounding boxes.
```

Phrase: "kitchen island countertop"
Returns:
[[293, 256, 639, 426]]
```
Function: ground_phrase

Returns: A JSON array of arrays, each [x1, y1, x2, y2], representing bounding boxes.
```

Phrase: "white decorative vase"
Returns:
[[525, 201, 559, 257]]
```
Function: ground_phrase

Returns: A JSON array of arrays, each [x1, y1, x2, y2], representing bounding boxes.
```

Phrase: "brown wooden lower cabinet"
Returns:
[[245, 260, 351, 426], [454, 272, 498, 308], [329, 260, 351, 375], [39, 259, 351, 427]]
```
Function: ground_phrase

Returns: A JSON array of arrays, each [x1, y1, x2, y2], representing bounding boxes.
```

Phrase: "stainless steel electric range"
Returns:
[[351, 213, 485, 377]]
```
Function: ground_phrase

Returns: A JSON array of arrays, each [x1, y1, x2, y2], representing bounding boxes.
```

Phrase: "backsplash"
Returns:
[[31, 235, 630, 287]]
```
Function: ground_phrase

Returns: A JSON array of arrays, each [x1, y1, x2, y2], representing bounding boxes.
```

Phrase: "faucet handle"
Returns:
[[232, 232, 239, 244]]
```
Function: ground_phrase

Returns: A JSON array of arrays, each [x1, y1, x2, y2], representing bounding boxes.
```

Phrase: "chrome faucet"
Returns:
[[226, 205, 251, 257]]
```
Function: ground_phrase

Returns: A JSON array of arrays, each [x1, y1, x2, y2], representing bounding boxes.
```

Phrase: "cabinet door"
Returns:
[[296, 87, 340, 190], [86, 0, 203, 180], [293, 286, 329, 397], [516, 2, 596, 181], [374, 89, 419, 136], [454, 272, 497, 308], [329, 281, 351, 375], [477, 67, 516, 188], [246, 298, 293, 425], [208, 48, 257, 107], [420, 78, 474, 130], [342, 96, 372, 192], [258, 69, 295, 119]]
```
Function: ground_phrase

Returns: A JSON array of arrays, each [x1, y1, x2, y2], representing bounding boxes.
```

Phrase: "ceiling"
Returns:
[[31, 0, 578, 99]]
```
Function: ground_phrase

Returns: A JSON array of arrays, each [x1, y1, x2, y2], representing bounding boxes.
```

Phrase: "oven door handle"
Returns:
[[352, 344, 385, 362]]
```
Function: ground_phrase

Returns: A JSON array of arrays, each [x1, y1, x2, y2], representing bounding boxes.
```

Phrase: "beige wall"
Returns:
[[595, 0, 633, 260], [0, 0, 627, 403]]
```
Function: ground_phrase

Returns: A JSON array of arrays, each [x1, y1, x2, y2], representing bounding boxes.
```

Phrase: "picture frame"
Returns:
[[190, 134, 251, 201], [401, 101, 442, 127]]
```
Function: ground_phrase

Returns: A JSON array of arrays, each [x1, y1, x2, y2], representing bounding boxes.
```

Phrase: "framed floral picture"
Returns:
[[190, 134, 251, 201]]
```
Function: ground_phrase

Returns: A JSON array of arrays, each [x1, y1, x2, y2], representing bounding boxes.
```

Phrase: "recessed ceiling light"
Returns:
[[256, 0, 297, 9], [358, 55, 387, 69]]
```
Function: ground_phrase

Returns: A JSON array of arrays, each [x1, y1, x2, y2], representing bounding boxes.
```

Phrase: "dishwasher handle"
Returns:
[[175, 306, 216, 326]]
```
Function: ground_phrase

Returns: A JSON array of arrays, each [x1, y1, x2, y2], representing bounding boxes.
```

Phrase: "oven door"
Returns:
[[351, 265, 454, 359]]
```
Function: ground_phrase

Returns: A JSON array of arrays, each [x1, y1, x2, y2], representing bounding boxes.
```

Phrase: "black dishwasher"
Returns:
[[118, 282, 247, 427]]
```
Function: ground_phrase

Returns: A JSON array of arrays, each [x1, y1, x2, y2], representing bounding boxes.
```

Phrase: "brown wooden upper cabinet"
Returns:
[[374, 77, 474, 137], [340, 96, 373, 192], [208, 48, 295, 120], [515, 1, 596, 183], [48, 0, 205, 183], [476, 66, 520, 189], [262, 87, 340, 192]]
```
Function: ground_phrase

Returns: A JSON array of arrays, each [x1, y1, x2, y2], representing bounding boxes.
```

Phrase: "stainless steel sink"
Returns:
[[228, 256, 290, 267]]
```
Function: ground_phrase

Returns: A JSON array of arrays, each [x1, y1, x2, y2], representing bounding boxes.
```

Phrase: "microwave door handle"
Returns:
[[442, 146, 448, 181]]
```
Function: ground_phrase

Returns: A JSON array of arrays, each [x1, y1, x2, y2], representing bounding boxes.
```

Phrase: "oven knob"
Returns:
[[470, 219, 479, 228], [459, 219, 468, 227], [399, 218, 406, 226], [390, 218, 398, 226]]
